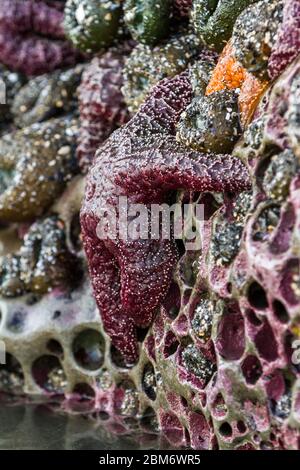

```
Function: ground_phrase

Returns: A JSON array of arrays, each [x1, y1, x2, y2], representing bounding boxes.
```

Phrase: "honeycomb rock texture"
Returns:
[[1, 38, 300, 454]]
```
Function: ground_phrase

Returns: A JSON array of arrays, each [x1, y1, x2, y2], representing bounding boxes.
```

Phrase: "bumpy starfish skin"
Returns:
[[0, 0, 65, 38], [77, 50, 130, 173], [268, 0, 300, 80], [0, 1, 81, 76], [81, 73, 251, 364], [173, 0, 193, 17]]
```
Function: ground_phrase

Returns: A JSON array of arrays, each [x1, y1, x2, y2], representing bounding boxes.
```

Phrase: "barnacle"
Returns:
[[64, 0, 123, 52], [122, 32, 201, 113], [232, 0, 283, 80], [251, 203, 281, 243], [176, 89, 241, 154], [181, 344, 215, 383], [192, 299, 214, 343], [0, 117, 79, 222], [11, 65, 84, 128], [192, 0, 258, 52], [124, 0, 172, 46], [211, 190, 252, 265]]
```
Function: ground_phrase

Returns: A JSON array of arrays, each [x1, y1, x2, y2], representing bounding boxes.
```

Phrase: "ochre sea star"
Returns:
[[81, 72, 251, 364]]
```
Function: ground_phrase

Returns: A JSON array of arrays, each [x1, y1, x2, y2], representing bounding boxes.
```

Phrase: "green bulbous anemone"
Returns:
[[122, 31, 201, 113], [0, 116, 79, 223], [0, 216, 83, 297], [192, 0, 258, 52], [124, 0, 172, 46], [232, 0, 283, 80], [64, 0, 123, 52], [176, 89, 241, 154]]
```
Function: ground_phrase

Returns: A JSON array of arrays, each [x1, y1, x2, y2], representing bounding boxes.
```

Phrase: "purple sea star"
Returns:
[[81, 73, 251, 364], [77, 49, 130, 174], [0, 0, 81, 76]]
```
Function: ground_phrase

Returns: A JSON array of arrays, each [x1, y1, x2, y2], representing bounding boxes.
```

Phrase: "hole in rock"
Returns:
[[260, 441, 273, 450], [160, 411, 185, 446], [142, 363, 157, 401], [179, 252, 199, 287], [280, 259, 300, 305], [0, 353, 24, 394], [72, 329, 105, 371], [124, 417, 139, 431], [53, 310, 61, 319], [184, 428, 191, 447], [236, 443, 255, 450], [136, 327, 149, 342], [110, 344, 132, 369], [255, 146, 282, 181], [140, 407, 159, 432], [73, 383, 95, 400], [272, 299, 289, 323], [254, 320, 278, 362], [212, 436, 219, 450], [216, 302, 245, 360], [255, 154, 272, 181], [189, 411, 210, 449], [241, 355, 263, 384], [237, 420, 247, 434], [200, 393, 207, 407], [176, 239, 186, 258], [99, 411, 110, 421], [6, 310, 26, 333], [246, 309, 262, 326], [32, 355, 66, 393], [46, 339, 64, 357], [199, 193, 222, 220], [269, 204, 295, 255], [227, 282, 233, 294], [114, 380, 139, 417], [247, 281, 268, 310], [163, 331, 179, 358], [252, 204, 280, 242], [219, 422, 232, 438], [163, 282, 181, 319], [212, 393, 227, 418], [283, 332, 300, 369], [180, 396, 188, 408]]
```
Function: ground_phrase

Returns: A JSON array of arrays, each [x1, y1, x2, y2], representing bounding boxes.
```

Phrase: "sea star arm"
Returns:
[[81, 72, 251, 364]]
